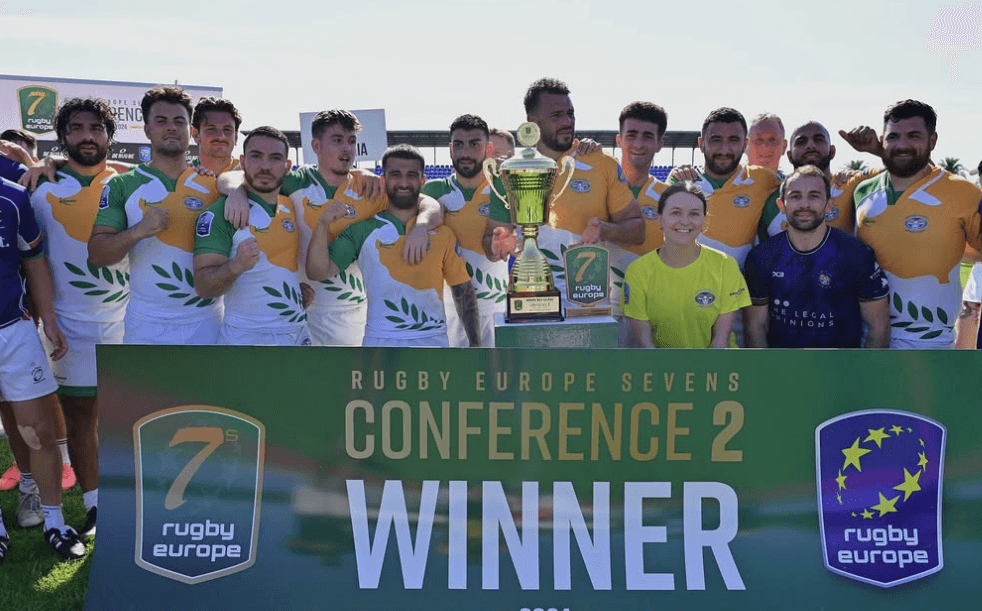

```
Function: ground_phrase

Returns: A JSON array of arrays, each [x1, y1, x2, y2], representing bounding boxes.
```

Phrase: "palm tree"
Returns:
[[939, 157, 966, 176], [845, 160, 868, 171]]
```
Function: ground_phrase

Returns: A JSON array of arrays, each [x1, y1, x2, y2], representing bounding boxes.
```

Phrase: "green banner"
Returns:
[[85, 346, 982, 610]]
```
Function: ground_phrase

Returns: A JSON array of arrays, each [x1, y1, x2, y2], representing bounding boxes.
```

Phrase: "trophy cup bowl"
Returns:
[[484, 123, 574, 322]]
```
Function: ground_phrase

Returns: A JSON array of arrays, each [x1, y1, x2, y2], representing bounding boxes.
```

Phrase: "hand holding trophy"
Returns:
[[484, 122, 575, 322]]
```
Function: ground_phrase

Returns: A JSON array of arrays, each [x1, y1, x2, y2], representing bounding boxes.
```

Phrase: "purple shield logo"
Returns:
[[815, 409, 945, 587]]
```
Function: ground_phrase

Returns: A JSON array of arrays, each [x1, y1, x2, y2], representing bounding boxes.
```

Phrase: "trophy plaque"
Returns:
[[484, 123, 574, 323]]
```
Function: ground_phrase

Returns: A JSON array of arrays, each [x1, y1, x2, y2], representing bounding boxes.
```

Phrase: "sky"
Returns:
[[1, 0, 981, 173]]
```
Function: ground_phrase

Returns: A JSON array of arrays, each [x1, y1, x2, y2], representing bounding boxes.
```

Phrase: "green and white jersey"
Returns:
[[94, 164, 221, 322], [32, 167, 129, 323], [421, 177, 508, 313], [282, 167, 387, 313], [329, 212, 471, 343], [194, 193, 306, 333]]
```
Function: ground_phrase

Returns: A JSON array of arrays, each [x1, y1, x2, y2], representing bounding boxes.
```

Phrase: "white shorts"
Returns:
[[41, 317, 124, 392], [124, 311, 221, 345], [306, 303, 365, 346], [0, 319, 58, 402], [363, 332, 449, 348], [218, 324, 312, 346]]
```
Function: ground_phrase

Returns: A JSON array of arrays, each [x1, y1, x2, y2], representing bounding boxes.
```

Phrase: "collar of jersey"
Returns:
[[246, 190, 278, 217], [136, 163, 182, 191], [377, 210, 411, 236], [309, 167, 346, 200]]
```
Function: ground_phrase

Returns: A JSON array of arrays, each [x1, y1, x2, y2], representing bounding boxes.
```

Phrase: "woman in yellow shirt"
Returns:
[[622, 182, 751, 348]]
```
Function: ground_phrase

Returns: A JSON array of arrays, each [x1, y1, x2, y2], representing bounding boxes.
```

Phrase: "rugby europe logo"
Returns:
[[134, 406, 266, 584], [815, 410, 945, 587]]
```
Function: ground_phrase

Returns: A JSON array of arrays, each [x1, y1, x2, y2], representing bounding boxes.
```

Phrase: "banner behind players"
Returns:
[[85, 346, 982, 610]]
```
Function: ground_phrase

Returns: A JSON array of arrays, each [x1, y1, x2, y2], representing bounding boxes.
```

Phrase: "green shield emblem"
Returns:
[[18, 85, 58, 134], [564, 244, 610, 306], [134, 406, 266, 584]]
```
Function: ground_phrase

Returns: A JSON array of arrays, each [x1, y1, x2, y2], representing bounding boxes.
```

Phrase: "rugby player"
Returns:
[[30, 97, 122, 539], [0, 172, 83, 560], [853, 99, 982, 349], [191, 97, 242, 175], [219, 109, 441, 345], [307, 145, 479, 347], [744, 165, 890, 348], [194, 126, 311, 345], [88, 85, 223, 344], [486, 78, 644, 312], [421, 114, 505, 347]]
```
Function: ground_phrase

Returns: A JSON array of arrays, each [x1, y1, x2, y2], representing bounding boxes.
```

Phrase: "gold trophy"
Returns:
[[484, 122, 575, 322]]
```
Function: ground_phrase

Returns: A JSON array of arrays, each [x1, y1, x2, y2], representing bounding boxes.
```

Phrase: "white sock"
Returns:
[[57, 439, 71, 466], [19, 471, 35, 494], [42, 504, 65, 531], [0, 507, 7, 538], [83, 489, 98, 511]]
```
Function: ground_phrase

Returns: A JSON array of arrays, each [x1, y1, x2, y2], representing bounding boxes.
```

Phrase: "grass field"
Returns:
[[0, 438, 92, 611]]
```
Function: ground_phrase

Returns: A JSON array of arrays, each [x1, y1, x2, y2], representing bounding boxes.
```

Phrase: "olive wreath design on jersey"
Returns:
[[383, 297, 445, 331], [263, 281, 307, 324], [890, 291, 950, 340], [321, 269, 366, 304], [151, 262, 215, 308], [465, 261, 506, 304], [65, 260, 130, 304]]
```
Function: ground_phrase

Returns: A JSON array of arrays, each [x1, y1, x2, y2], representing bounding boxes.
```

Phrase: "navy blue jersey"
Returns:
[[745, 227, 889, 348], [0, 154, 28, 183], [1, 177, 43, 327]]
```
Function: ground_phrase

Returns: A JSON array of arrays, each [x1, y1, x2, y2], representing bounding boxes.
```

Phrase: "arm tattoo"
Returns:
[[451, 282, 481, 347]]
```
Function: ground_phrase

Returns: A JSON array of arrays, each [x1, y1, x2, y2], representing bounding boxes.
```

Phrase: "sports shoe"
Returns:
[[0, 534, 9, 566], [17, 484, 43, 528], [79, 506, 96, 541], [61, 464, 77, 490], [45, 527, 86, 560], [0, 463, 20, 491]]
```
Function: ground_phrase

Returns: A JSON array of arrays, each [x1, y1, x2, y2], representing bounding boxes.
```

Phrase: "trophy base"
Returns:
[[565, 305, 613, 318], [506, 291, 564, 323]]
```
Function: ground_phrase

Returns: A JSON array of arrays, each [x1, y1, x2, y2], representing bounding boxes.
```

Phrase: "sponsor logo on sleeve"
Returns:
[[99, 186, 110, 210], [815, 409, 945, 588], [196, 211, 214, 237], [134, 406, 266, 584]]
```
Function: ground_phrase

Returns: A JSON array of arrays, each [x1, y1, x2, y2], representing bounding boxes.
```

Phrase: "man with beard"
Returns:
[[746, 113, 787, 176], [668, 108, 781, 268], [307, 145, 479, 347], [89, 85, 222, 344], [744, 166, 890, 348], [193, 127, 310, 345], [486, 78, 643, 311], [191, 97, 242, 175], [759, 121, 880, 237], [421, 114, 503, 347], [29, 98, 122, 540], [854, 99, 982, 349], [219, 109, 439, 346]]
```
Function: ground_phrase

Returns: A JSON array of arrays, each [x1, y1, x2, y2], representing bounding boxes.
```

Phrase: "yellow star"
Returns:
[[842, 437, 872, 472], [836, 469, 848, 491], [871, 492, 900, 517], [861, 508, 875, 519], [851, 512, 858, 517], [919, 438, 925, 447], [890, 425, 904, 435], [917, 452, 929, 469], [864, 428, 890, 448], [907, 427, 913, 433], [837, 493, 843, 505], [894, 468, 922, 502]]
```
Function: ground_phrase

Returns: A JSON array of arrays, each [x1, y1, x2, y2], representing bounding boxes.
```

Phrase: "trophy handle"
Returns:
[[483, 158, 510, 208], [551, 155, 577, 203]]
